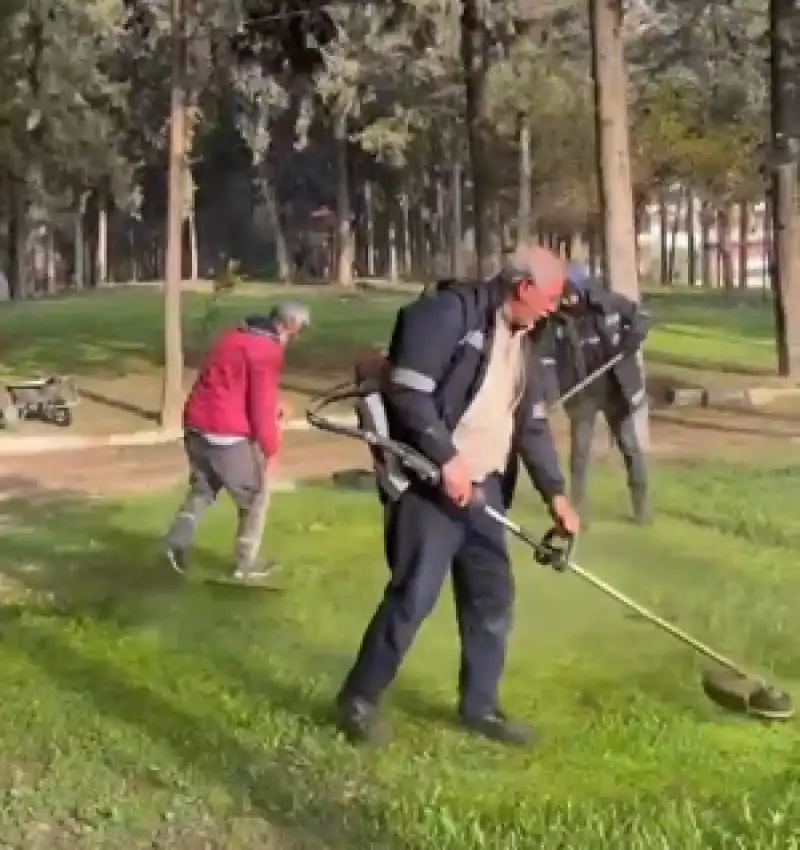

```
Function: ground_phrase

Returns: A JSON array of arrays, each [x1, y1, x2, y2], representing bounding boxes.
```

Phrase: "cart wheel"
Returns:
[[52, 407, 73, 427], [1, 404, 20, 430]]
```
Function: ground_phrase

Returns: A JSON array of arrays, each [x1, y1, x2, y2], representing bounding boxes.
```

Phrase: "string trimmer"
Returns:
[[306, 378, 794, 723]]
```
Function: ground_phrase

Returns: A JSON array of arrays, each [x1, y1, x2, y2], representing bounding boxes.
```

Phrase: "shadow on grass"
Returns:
[[0, 487, 396, 849]]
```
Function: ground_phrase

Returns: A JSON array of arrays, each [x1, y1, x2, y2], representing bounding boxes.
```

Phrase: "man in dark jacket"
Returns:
[[549, 263, 650, 524], [336, 245, 580, 748], [164, 302, 310, 580]]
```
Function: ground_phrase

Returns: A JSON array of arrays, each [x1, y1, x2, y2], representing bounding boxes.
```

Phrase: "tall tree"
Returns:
[[768, 0, 800, 377], [233, 63, 292, 280], [590, 0, 649, 446], [160, 0, 187, 429], [1, 0, 132, 299]]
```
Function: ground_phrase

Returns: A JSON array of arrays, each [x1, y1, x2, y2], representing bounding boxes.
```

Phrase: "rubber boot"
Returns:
[[630, 484, 651, 525]]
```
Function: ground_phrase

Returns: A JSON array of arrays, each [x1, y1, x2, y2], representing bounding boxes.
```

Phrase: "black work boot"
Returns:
[[460, 709, 533, 746], [630, 484, 651, 525], [335, 694, 390, 746]]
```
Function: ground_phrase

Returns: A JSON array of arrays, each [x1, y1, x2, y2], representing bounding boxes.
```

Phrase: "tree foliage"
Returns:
[[0, 0, 788, 294]]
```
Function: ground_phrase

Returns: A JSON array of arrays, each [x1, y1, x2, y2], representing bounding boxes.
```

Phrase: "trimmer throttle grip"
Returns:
[[535, 528, 576, 571]]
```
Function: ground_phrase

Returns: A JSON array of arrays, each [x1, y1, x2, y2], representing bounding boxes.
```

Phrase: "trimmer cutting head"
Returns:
[[701, 669, 794, 721]]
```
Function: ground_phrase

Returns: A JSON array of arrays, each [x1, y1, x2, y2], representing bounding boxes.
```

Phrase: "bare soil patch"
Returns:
[[3, 402, 798, 504], [0, 431, 369, 500]]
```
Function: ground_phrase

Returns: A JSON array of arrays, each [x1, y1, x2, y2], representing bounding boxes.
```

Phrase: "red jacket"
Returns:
[[184, 318, 283, 457]]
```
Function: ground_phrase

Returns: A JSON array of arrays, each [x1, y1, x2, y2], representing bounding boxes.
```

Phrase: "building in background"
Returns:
[[637, 186, 770, 288]]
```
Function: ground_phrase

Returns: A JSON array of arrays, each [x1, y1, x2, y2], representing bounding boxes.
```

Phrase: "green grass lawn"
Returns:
[[0, 288, 404, 380], [643, 289, 777, 376], [2, 458, 800, 848], [0, 285, 783, 382]]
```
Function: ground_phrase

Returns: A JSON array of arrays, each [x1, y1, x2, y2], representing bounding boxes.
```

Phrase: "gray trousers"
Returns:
[[569, 398, 647, 505], [165, 432, 270, 568]]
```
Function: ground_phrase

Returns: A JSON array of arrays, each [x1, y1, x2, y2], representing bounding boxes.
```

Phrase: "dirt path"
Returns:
[[2, 403, 798, 501], [0, 432, 370, 499]]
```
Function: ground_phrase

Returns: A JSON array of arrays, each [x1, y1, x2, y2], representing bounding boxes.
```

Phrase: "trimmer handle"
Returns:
[[535, 527, 576, 571]]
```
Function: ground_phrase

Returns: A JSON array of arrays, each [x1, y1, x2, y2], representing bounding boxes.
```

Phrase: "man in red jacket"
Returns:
[[164, 301, 310, 581]]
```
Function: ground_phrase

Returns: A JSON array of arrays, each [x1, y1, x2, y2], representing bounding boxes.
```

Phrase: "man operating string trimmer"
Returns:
[[335, 244, 581, 747], [313, 248, 793, 731]]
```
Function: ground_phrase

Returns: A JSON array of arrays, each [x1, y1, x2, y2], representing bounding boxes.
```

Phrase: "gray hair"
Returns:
[[269, 300, 311, 328]]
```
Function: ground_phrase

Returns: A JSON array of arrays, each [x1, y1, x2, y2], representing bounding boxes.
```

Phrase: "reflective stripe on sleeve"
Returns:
[[390, 367, 436, 393]]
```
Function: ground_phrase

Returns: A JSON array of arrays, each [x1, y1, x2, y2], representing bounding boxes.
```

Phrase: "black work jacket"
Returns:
[[541, 287, 650, 414], [382, 279, 565, 508]]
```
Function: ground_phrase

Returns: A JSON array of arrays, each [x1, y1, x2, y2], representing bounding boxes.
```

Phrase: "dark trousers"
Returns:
[[165, 432, 270, 568], [339, 474, 513, 718], [569, 398, 647, 505]]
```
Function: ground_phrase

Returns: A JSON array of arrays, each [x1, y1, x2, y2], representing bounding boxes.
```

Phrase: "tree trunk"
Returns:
[[435, 174, 446, 269], [460, 0, 490, 275], [517, 116, 531, 242], [261, 170, 290, 282], [588, 228, 600, 276], [74, 192, 88, 290], [762, 194, 772, 293], [409, 187, 421, 279], [8, 180, 29, 300], [388, 213, 399, 283], [658, 190, 668, 284], [129, 221, 139, 283], [400, 190, 411, 276], [334, 111, 354, 287], [423, 169, 437, 279], [687, 188, 697, 285], [185, 212, 197, 281], [632, 189, 647, 278], [590, 0, 648, 447], [717, 205, 735, 291], [700, 201, 713, 287], [769, 0, 800, 376], [97, 198, 108, 285], [738, 201, 749, 289], [44, 227, 56, 295], [451, 161, 463, 277], [364, 181, 376, 277], [770, 162, 800, 374], [666, 190, 681, 284], [160, 0, 187, 430]]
